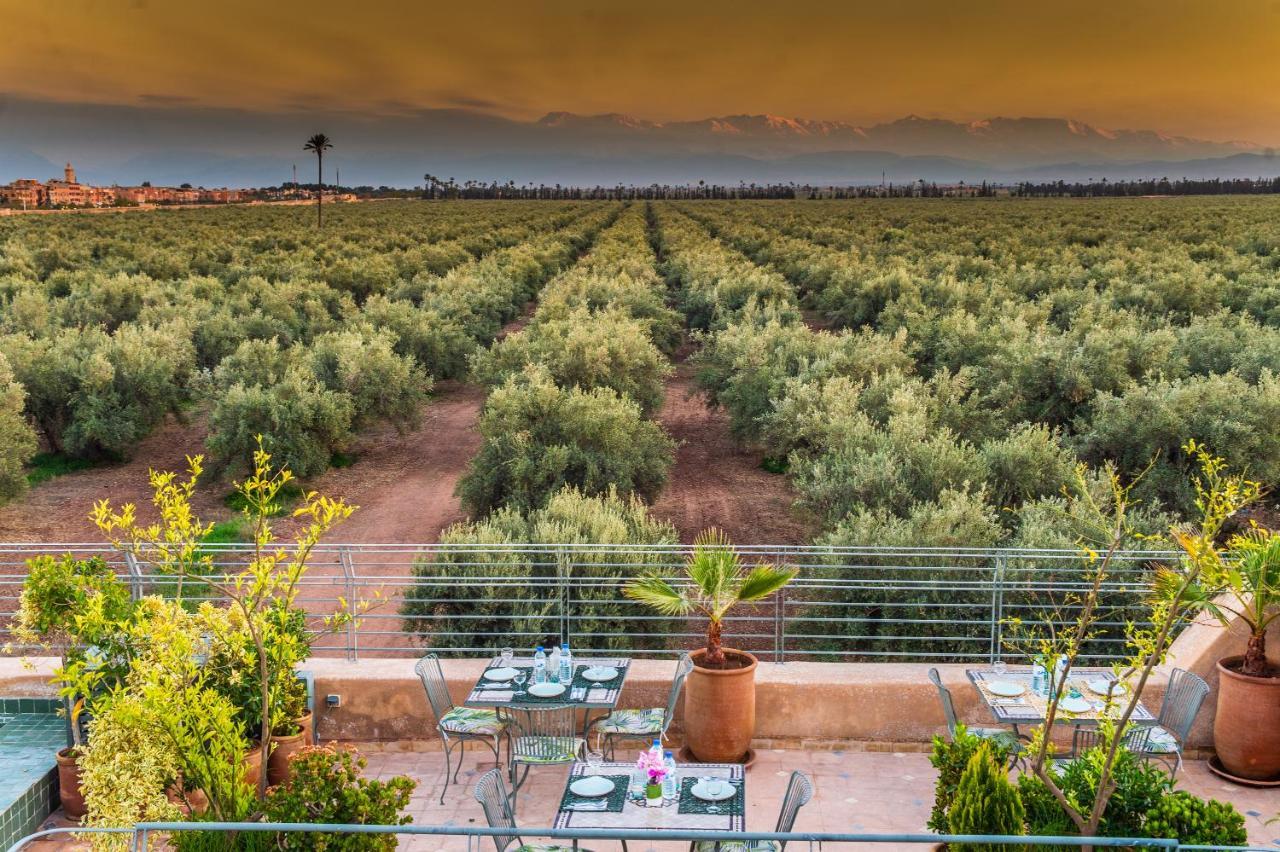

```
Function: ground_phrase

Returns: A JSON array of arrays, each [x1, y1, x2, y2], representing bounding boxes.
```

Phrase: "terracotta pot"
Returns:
[[296, 710, 314, 746], [1213, 656, 1280, 781], [56, 747, 86, 820], [684, 648, 757, 763], [166, 783, 209, 816], [242, 743, 264, 789], [267, 729, 307, 786]]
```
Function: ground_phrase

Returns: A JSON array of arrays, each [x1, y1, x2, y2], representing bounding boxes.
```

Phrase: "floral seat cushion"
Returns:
[[1136, 725, 1178, 753], [693, 841, 779, 852], [590, 707, 664, 735], [517, 846, 591, 852], [438, 706, 505, 736], [972, 728, 1023, 752]]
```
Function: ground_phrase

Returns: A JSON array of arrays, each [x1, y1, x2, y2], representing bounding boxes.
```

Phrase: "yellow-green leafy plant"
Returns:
[[91, 436, 360, 796]]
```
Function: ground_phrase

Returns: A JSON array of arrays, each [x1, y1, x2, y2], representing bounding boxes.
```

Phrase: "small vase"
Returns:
[[645, 783, 663, 807]]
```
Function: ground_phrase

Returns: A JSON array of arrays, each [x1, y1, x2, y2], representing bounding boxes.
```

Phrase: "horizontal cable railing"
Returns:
[[0, 542, 1177, 663]]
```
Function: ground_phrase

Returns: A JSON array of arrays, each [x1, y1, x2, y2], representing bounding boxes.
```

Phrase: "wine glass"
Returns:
[[992, 659, 1007, 676], [500, 647, 514, 668], [512, 672, 526, 696], [586, 749, 603, 777]]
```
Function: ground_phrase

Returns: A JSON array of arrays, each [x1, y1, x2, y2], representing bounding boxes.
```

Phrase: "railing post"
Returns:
[[122, 548, 143, 601], [556, 546, 570, 647], [339, 547, 357, 663], [990, 553, 1007, 664]]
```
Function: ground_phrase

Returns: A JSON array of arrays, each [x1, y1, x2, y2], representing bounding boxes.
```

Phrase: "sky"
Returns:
[[2, 0, 1280, 144]]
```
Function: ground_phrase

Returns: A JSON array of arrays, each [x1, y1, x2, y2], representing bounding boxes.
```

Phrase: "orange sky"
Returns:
[[3, 0, 1279, 143]]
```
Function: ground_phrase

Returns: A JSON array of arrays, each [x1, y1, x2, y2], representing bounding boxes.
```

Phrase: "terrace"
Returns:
[[1, 542, 1277, 850]]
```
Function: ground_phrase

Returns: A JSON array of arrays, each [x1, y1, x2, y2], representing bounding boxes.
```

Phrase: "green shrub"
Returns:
[[978, 423, 1077, 511], [1143, 791, 1247, 846], [457, 365, 674, 515], [258, 746, 414, 850], [946, 741, 1025, 851], [0, 352, 37, 501], [928, 725, 1016, 833], [306, 328, 430, 430]]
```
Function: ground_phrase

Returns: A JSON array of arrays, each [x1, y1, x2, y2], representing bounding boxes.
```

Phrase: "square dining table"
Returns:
[[553, 760, 747, 836], [465, 656, 631, 711], [967, 666, 1157, 731]]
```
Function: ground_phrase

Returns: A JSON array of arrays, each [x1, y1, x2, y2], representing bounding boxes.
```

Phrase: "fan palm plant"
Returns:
[[303, 133, 332, 227], [624, 529, 795, 667]]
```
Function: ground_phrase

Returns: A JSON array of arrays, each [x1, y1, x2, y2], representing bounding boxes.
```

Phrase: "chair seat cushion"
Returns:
[[972, 728, 1023, 752], [693, 841, 780, 852], [517, 846, 590, 852], [1137, 725, 1178, 753], [513, 736, 584, 764], [439, 706, 505, 736], [590, 707, 665, 735]]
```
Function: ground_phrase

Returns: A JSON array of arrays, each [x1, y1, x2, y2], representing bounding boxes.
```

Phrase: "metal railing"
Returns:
[[0, 542, 1176, 663], [6, 820, 1272, 852]]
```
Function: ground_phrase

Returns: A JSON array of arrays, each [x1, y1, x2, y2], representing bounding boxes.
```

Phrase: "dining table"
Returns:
[[553, 759, 747, 840], [967, 666, 1157, 734]]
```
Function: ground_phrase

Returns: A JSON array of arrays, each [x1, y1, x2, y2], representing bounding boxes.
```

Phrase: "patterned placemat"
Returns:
[[969, 669, 1155, 724], [677, 777, 744, 816], [558, 774, 630, 814], [471, 659, 627, 707]]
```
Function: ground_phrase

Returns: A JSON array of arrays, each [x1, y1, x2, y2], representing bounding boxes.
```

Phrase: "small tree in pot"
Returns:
[[625, 529, 795, 761], [1183, 525, 1280, 780]]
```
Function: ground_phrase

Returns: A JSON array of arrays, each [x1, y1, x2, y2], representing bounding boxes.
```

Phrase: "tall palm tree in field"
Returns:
[[303, 133, 332, 226]]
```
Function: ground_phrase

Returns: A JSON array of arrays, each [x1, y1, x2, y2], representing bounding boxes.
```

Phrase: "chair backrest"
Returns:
[[473, 768, 519, 852], [662, 652, 695, 732], [415, 654, 455, 723], [1072, 725, 1153, 759], [927, 667, 958, 737], [1157, 667, 1209, 743], [774, 770, 814, 849], [511, 704, 581, 763]]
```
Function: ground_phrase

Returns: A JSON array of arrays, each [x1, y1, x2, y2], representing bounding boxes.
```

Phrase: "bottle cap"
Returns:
[[537, 645, 544, 651]]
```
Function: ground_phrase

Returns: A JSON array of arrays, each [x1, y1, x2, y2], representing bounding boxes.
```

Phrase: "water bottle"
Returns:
[[533, 645, 547, 684], [560, 642, 573, 684], [1031, 661, 1047, 697], [1053, 655, 1068, 699], [662, 751, 678, 801], [549, 645, 561, 683]]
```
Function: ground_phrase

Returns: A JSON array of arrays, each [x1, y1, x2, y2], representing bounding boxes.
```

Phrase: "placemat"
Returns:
[[558, 774, 629, 814], [970, 669, 1154, 723], [677, 777, 744, 817]]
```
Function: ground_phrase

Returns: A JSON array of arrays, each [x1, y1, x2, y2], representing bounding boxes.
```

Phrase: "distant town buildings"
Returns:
[[0, 162, 244, 209]]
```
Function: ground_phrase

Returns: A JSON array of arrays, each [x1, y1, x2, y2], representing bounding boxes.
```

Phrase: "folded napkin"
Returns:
[[587, 688, 609, 703], [1000, 705, 1041, 719], [479, 690, 514, 701]]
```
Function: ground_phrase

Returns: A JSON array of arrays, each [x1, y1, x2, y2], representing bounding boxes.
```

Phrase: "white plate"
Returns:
[[1059, 697, 1092, 714], [691, 781, 737, 802], [986, 681, 1025, 698], [582, 666, 619, 682], [570, 776, 615, 797], [1086, 679, 1125, 697], [484, 667, 520, 682], [528, 682, 566, 698]]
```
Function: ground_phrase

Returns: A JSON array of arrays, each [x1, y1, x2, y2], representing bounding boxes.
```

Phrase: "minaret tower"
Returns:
[[64, 163, 76, 184]]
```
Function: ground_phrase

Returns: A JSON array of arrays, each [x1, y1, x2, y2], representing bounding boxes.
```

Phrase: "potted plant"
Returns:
[[625, 529, 795, 762], [1186, 527, 1280, 781]]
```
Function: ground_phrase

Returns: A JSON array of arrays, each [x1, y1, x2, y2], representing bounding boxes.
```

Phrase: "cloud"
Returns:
[[137, 93, 196, 105]]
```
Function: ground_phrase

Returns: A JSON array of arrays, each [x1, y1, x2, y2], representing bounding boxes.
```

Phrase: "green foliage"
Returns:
[[1142, 791, 1247, 846], [457, 364, 675, 515], [402, 485, 678, 650], [927, 725, 1016, 833], [946, 741, 1025, 851], [0, 352, 37, 501], [24, 451, 99, 486], [259, 746, 415, 851]]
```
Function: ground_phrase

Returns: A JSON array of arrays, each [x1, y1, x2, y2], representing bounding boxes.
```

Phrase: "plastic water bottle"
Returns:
[[533, 645, 547, 684], [1031, 661, 1047, 697], [549, 645, 561, 683], [662, 751, 678, 801], [560, 642, 573, 684], [1053, 655, 1068, 698]]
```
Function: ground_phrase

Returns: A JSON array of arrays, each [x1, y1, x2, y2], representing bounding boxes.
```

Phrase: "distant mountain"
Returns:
[[0, 96, 1274, 187]]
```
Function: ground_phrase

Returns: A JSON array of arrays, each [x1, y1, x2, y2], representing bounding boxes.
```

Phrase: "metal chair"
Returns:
[[508, 704, 584, 810], [1139, 667, 1209, 776], [590, 652, 693, 758], [416, 654, 508, 804], [1053, 725, 1154, 774], [927, 667, 1023, 755], [691, 771, 813, 852], [473, 767, 585, 852]]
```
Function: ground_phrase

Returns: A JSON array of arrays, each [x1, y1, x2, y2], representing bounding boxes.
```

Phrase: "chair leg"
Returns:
[[439, 739, 455, 805], [452, 739, 466, 784]]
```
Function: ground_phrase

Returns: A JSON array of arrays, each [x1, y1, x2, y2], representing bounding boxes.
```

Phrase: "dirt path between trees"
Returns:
[[650, 361, 814, 545]]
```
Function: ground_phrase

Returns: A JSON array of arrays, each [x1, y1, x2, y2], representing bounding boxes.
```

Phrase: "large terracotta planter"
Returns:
[[268, 729, 307, 786], [1214, 656, 1280, 781], [56, 747, 86, 820], [167, 783, 209, 817], [296, 710, 314, 746], [684, 648, 757, 763], [242, 743, 264, 789]]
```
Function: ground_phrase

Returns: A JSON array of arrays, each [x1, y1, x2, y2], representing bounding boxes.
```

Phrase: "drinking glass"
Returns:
[[992, 659, 1007, 675], [586, 750, 603, 776], [500, 647, 514, 668], [512, 672, 526, 696]]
